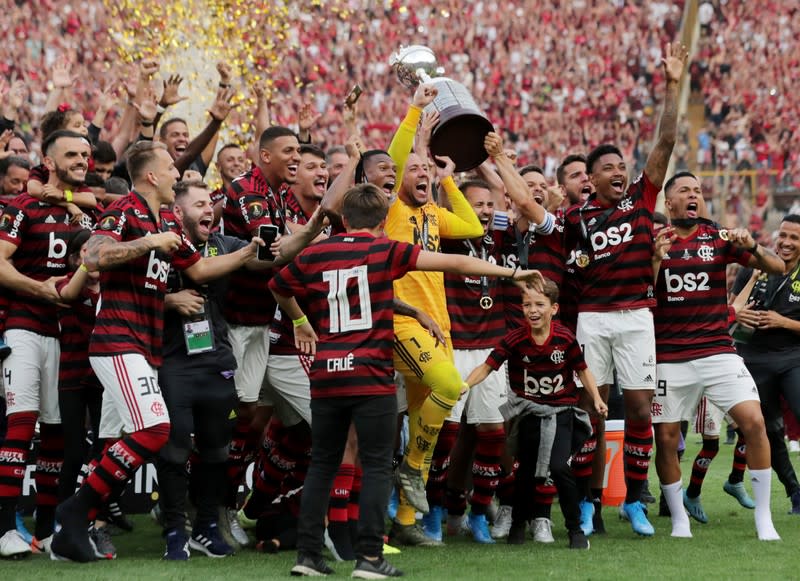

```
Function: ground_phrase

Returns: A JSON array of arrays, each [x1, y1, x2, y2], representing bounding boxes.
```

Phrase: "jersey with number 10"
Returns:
[[269, 232, 420, 398]]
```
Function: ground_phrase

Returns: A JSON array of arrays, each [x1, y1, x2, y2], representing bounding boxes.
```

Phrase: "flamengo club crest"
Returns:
[[550, 349, 564, 364], [618, 198, 634, 212], [697, 244, 714, 262]]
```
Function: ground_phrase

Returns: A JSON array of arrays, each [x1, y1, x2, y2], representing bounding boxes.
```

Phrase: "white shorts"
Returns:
[[652, 353, 759, 425], [263, 354, 312, 426], [694, 396, 727, 437], [576, 309, 656, 390], [2, 329, 61, 423], [395, 371, 408, 414], [90, 354, 170, 433], [448, 348, 506, 424], [229, 324, 270, 403], [98, 389, 126, 439]]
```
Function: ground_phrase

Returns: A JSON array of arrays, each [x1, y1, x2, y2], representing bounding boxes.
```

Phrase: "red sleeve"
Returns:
[[28, 165, 48, 184], [170, 223, 201, 271], [93, 206, 127, 242], [230, 187, 274, 234], [388, 240, 421, 280], [0, 200, 28, 246], [269, 259, 305, 298], [632, 172, 661, 213], [486, 336, 513, 371]]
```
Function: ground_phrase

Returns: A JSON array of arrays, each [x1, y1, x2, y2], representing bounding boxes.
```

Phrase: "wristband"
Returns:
[[219, 82, 231, 88], [506, 265, 519, 279], [156, 104, 166, 114], [141, 120, 154, 127], [64, 189, 73, 203], [292, 315, 308, 327], [749, 241, 759, 254], [79, 263, 89, 273]]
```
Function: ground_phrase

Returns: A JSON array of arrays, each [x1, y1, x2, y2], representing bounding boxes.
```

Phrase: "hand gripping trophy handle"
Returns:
[[390, 45, 495, 172]]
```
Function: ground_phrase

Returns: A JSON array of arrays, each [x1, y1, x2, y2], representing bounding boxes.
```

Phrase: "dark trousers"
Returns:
[[57, 388, 102, 501], [297, 394, 396, 558], [156, 371, 237, 530], [739, 347, 800, 497], [513, 411, 583, 534]]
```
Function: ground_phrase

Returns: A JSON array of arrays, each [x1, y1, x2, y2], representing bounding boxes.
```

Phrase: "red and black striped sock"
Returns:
[[34, 423, 64, 539], [328, 463, 354, 524], [426, 421, 459, 507], [470, 428, 505, 515], [495, 461, 518, 506], [532, 479, 557, 518], [0, 411, 37, 533], [572, 417, 598, 498], [245, 420, 288, 518], [623, 418, 653, 503], [686, 438, 719, 498], [347, 465, 362, 548], [728, 431, 747, 484]]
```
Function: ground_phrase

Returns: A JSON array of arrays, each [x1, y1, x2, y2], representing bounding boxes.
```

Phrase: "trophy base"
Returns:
[[430, 114, 494, 173]]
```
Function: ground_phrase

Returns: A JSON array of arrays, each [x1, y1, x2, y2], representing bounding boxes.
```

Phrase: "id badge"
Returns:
[[183, 305, 215, 355]]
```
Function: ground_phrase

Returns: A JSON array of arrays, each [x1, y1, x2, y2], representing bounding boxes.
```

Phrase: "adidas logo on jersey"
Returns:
[[643, 374, 654, 384], [522, 356, 531, 363], [45, 215, 57, 224]]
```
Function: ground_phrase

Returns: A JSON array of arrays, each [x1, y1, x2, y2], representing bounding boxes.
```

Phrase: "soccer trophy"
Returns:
[[390, 45, 494, 172]]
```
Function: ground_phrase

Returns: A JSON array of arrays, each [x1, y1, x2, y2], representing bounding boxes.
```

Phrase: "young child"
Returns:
[[465, 280, 607, 549]]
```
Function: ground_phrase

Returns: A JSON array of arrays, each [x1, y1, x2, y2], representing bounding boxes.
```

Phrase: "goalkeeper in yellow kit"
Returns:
[[384, 94, 486, 546]]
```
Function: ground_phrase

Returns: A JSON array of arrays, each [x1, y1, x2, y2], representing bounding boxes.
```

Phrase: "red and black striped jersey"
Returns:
[[57, 274, 101, 391], [270, 191, 313, 356], [269, 232, 420, 398], [487, 321, 586, 406], [500, 219, 567, 329], [564, 172, 660, 312], [222, 166, 288, 326], [0, 194, 76, 337], [442, 230, 506, 350], [88, 191, 200, 367], [654, 223, 751, 363]]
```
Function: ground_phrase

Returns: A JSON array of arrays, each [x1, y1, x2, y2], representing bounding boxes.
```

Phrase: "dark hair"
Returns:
[[126, 141, 168, 183], [585, 144, 623, 174], [4, 131, 29, 152], [783, 214, 800, 226], [652, 211, 669, 226], [355, 149, 390, 183], [524, 277, 559, 304], [300, 144, 325, 160], [458, 178, 492, 197], [663, 171, 698, 196], [0, 156, 31, 177], [42, 130, 88, 157], [83, 172, 106, 188], [342, 183, 389, 229], [217, 143, 243, 159], [40, 108, 81, 140], [104, 176, 130, 197], [93, 140, 117, 164], [518, 164, 544, 178], [259, 126, 297, 150], [67, 227, 92, 257], [325, 145, 346, 163], [159, 117, 188, 139], [556, 153, 586, 185], [173, 179, 208, 200]]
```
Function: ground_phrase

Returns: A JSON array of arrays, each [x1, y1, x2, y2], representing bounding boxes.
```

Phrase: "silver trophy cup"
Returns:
[[390, 45, 494, 172]]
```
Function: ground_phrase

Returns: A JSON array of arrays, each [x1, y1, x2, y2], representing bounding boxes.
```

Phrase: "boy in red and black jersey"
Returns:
[[271, 183, 545, 577], [0, 130, 90, 556], [465, 280, 606, 549]]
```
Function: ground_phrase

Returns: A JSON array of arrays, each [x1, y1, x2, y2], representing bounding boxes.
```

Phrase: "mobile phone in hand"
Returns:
[[344, 84, 363, 107], [257, 224, 280, 261]]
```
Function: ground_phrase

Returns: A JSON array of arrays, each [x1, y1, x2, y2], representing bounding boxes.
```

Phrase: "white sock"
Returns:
[[661, 480, 691, 538], [750, 468, 780, 541]]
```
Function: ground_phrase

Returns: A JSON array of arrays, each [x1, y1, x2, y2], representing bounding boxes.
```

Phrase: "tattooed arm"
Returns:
[[83, 231, 180, 271]]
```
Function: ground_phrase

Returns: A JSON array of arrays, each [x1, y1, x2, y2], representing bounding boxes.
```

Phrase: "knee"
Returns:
[[421, 361, 463, 402], [654, 425, 679, 451]]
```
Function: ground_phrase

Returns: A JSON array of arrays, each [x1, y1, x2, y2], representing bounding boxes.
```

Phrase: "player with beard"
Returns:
[[563, 43, 688, 537], [219, 126, 301, 533], [652, 171, 782, 540], [0, 130, 90, 558], [732, 215, 800, 516]]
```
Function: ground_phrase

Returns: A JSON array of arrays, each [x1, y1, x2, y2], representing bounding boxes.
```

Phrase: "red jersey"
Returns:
[[487, 321, 586, 406], [57, 274, 101, 391], [269, 232, 420, 399], [88, 192, 200, 367], [564, 172, 660, 312], [654, 223, 751, 363], [222, 166, 287, 326], [0, 194, 76, 337], [442, 230, 506, 350]]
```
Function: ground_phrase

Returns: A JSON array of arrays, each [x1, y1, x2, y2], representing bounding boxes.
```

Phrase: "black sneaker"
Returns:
[[507, 522, 526, 545], [50, 500, 97, 562], [591, 501, 606, 535], [352, 556, 404, 579], [163, 528, 190, 561], [189, 522, 234, 557], [291, 552, 334, 576], [568, 530, 590, 550], [106, 501, 134, 532]]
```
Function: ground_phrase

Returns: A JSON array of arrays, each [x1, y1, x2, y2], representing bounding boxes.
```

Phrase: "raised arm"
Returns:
[[174, 86, 234, 175], [388, 83, 437, 187], [84, 231, 179, 271], [644, 43, 689, 188]]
